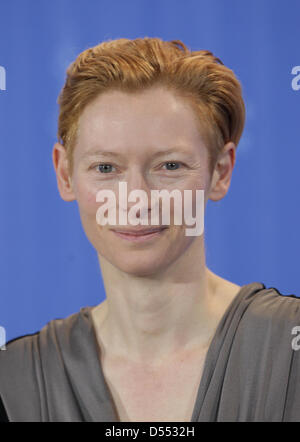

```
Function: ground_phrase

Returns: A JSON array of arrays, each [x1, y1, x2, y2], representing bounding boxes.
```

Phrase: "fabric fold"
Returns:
[[1, 281, 300, 422]]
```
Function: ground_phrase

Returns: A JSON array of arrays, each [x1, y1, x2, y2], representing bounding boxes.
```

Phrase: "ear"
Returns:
[[52, 142, 76, 201], [207, 141, 236, 202]]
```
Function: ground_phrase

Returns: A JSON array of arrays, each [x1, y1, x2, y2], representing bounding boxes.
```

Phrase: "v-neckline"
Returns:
[[79, 282, 265, 422]]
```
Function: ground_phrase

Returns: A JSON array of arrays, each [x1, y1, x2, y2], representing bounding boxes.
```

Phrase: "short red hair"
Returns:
[[57, 37, 245, 176]]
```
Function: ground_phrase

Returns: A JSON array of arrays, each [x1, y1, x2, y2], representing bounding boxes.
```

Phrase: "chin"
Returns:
[[98, 247, 170, 277], [111, 257, 166, 277]]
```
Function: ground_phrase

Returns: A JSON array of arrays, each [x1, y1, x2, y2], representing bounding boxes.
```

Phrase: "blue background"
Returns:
[[0, 0, 299, 342]]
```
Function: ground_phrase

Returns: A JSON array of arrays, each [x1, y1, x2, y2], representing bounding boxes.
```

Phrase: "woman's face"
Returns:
[[61, 86, 226, 276]]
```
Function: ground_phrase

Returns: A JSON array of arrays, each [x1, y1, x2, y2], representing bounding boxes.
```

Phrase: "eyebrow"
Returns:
[[82, 147, 192, 159], [82, 151, 124, 159]]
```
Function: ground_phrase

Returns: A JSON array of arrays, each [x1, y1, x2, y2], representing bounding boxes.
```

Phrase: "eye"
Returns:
[[162, 162, 182, 171], [96, 164, 116, 174]]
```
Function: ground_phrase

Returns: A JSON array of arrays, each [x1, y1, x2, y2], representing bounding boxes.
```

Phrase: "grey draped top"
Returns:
[[1, 282, 300, 422]]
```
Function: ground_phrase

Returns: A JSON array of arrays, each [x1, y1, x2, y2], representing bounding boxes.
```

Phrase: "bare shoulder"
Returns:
[[91, 299, 108, 328], [219, 278, 242, 298], [207, 266, 240, 290], [206, 267, 242, 309]]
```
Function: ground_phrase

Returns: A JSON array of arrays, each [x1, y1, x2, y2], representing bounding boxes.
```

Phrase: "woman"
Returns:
[[1, 37, 300, 422]]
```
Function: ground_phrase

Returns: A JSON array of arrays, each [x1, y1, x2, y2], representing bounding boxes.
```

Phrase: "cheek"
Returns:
[[76, 183, 99, 217]]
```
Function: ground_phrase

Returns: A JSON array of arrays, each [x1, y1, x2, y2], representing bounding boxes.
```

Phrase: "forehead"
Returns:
[[75, 86, 207, 157]]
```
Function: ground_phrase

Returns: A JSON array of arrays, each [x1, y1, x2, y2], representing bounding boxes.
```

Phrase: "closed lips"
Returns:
[[111, 227, 167, 235]]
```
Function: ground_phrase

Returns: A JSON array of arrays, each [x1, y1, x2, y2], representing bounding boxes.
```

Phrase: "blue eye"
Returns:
[[97, 164, 115, 173], [94, 162, 182, 174], [163, 162, 181, 171]]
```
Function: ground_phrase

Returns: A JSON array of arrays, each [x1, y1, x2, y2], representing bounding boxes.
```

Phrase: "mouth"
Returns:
[[110, 227, 168, 242]]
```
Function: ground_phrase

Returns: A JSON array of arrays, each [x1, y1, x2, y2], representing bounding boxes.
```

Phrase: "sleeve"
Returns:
[[214, 288, 300, 421], [250, 289, 300, 421], [279, 294, 300, 421], [0, 332, 43, 422]]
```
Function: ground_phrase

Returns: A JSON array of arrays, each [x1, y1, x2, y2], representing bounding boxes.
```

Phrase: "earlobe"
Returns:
[[207, 168, 223, 202], [207, 142, 236, 202], [52, 142, 76, 202]]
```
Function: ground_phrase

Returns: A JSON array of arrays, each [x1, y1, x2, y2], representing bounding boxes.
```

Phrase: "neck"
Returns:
[[92, 237, 226, 365]]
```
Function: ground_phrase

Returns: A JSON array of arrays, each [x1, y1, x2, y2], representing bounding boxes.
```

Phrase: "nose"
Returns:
[[119, 167, 153, 219]]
